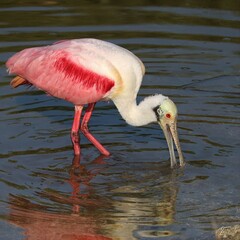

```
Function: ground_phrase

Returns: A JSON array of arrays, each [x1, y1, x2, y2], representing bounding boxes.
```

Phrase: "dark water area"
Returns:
[[0, 1, 239, 239]]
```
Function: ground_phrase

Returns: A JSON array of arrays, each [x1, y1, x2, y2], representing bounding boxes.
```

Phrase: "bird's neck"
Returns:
[[113, 94, 167, 126]]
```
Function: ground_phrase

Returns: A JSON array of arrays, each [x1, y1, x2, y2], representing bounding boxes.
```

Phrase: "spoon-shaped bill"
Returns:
[[160, 121, 185, 168]]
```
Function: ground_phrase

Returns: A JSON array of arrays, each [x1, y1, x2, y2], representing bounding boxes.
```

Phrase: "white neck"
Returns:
[[113, 94, 168, 126]]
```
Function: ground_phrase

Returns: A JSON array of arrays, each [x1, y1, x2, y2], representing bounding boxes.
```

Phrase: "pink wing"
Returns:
[[6, 41, 115, 105]]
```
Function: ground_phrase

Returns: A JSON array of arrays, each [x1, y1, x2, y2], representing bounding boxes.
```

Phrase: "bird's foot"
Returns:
[[73, 145, 81, 156]]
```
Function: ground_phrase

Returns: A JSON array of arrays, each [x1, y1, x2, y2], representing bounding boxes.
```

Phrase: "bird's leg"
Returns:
[[71, 105, 83, 155], [80, 103, 110, 156]]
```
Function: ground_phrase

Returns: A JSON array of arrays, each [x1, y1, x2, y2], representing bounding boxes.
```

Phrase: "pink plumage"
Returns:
[[6, 42, 115, 105]]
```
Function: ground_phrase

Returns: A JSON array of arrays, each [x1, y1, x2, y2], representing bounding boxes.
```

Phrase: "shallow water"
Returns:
[[0, 1, 240, 239]]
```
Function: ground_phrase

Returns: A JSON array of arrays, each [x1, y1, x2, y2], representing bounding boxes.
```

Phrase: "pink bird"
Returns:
[[6, 38, 184, 167]]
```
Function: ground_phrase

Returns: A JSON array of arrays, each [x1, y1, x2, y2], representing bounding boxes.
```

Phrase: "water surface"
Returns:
[[0, 1, 239, 239]]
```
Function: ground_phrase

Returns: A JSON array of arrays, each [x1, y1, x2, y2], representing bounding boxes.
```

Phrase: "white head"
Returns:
[[154, 98, 185, 168]]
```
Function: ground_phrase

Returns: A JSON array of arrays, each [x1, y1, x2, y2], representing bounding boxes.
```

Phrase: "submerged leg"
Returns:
[[80, 103, 110, 156], [71, 105, 83, 155]]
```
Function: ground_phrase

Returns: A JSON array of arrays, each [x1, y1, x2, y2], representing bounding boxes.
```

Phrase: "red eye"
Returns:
[[166, 113, 171, 119]]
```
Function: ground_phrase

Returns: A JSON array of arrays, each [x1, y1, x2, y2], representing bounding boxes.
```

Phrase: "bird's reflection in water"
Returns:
[[8, 154, 112, 240], [7, 155, 181, 240], [68, 155, 107, 214]]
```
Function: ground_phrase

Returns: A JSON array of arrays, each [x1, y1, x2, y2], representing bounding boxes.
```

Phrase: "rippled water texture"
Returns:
[[0, 1, 240, 239]]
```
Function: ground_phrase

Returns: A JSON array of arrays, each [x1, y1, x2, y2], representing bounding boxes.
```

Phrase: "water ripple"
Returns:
[[0, 2, 240, 240]]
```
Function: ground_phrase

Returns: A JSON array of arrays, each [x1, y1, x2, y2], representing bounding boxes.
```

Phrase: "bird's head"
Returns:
[[154, 98, 185, 168]]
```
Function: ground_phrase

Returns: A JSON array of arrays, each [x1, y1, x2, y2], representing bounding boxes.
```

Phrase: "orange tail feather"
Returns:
[[10, 76, 29, 88]]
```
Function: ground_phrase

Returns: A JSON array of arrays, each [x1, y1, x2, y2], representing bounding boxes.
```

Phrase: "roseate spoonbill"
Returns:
[[6, 38, 184, 167]]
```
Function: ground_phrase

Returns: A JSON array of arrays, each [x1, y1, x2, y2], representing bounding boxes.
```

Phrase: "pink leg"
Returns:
[[81, 103, 110, 156], [71, 105, 83, 155]]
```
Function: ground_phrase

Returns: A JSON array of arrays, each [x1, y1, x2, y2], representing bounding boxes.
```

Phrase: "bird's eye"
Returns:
[[166, 113, 171, 119]]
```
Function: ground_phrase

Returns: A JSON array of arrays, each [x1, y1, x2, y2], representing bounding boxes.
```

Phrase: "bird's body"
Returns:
[[6, 38, 184, 167], [7, 39, 143, 106]]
